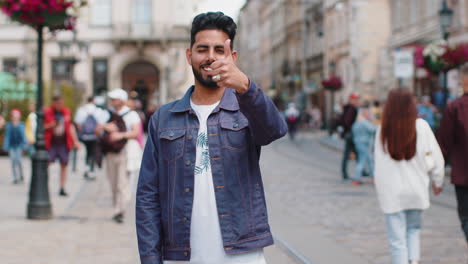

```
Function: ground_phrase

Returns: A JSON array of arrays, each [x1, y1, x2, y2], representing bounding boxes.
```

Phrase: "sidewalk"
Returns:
[[0, 148, 295, 264]]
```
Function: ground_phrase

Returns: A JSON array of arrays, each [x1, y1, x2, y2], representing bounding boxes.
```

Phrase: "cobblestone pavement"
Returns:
[[1, 132, 466, 264], [0, 149, 295, 264], [262, 132, 467, 264]]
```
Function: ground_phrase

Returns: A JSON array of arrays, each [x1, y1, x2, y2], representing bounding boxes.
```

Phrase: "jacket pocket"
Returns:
[[220, 118, 249, 150], [159, 129, 186, 161]]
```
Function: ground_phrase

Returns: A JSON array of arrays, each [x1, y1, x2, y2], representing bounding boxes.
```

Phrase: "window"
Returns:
[[90, 0, 111, 26], [52, 59, 75, 81], [3, 58, 17, 76], [410, 0, 419, 24], [133, 0, 151, 24], [93, 59, 108, 96]]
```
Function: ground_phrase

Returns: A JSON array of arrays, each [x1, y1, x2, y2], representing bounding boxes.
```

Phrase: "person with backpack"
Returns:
[[96, 88, 141, 224], [75, 97, 106, 180], [284, 102, 300, 140]]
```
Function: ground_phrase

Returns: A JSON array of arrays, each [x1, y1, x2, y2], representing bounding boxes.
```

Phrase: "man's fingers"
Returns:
[[224, 39, 232, 60], [209, 60, 225, 70]]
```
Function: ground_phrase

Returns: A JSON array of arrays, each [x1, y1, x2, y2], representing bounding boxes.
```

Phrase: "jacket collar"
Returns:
[[170, 86, 239, 113]]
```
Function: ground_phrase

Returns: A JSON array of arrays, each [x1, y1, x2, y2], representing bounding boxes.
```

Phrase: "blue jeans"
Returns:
[[9, 147, 24, 181], [353, 142, 373, 181], [385, 210, 422, 264]]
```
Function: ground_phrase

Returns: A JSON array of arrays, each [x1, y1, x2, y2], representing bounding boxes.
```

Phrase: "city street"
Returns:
[[0, 132, 466, 264]]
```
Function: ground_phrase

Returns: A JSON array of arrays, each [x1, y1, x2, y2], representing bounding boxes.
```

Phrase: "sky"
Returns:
[[195, 0, 247, 22]]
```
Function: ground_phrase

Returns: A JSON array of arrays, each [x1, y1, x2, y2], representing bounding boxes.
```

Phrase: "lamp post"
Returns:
[[27, 24, 52, 219], [439, 0, 454, 109]]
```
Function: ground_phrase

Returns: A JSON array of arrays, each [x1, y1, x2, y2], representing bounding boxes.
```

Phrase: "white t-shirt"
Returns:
[[166, 100, 266, 264], [116, 105, 141, 131], [74, 103, 109, 125]]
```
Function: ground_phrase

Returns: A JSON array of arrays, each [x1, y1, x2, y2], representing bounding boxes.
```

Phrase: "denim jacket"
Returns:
[[136, 81, 287, 264], [3, 122, 27, 151]]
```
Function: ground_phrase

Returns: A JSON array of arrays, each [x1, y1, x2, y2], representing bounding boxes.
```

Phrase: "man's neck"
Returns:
[[191, 83, 224, 105]]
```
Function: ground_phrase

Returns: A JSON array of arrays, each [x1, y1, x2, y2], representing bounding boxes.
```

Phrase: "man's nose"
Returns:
[[208, 49, 217, 61]]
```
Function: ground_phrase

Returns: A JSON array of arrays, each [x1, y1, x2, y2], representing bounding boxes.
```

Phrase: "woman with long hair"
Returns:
[[374, 89, 445, 264]]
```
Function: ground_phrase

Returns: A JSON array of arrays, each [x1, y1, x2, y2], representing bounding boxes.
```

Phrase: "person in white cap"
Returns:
[[97, 88, 141, 224]]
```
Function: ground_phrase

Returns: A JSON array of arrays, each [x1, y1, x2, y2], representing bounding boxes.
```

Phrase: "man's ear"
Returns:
[[186, 48, 192, 65], [232, 50, 238, 62]]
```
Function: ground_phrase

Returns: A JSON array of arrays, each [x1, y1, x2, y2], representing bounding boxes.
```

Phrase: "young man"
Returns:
[[438, 63, 468, 245], [136, 12, 287, 264], [44, 95, 80, 196], [340, 93, 360, 181], [74, 96, 105, 180], [98, 89, 141, 223]]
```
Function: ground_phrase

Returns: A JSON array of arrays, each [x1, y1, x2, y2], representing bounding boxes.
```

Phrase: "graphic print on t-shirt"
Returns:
[[194, 132, 210, 175]]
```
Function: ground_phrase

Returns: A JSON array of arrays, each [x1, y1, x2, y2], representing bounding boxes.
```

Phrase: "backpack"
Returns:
[[100, 111, 130, 154], [79, 114, 98, 142]]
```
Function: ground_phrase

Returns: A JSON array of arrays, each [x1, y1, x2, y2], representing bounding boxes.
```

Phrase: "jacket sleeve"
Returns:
[[136, 111, 163, 264], [424, 120, 445, 188], [437, 106, 455, 160], [236, 80, 288, 146]]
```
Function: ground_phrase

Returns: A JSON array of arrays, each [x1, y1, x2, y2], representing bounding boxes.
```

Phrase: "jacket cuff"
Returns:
[[140, 254, 162, 264], [236, 79, 259, 104]]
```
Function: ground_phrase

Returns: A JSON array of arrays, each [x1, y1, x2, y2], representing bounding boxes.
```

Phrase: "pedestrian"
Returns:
[[3, 109, 27, 184], [311, 105, 322, 129], [371, 100, 382, 125], [0, 114, 5, 129], [25, 102, 37, 157], [44, 95, 80, 196], [437, 63, 468, 246], [374, 89, 444, 264], [136, 12, 287, 264], [74, 96, 106, 180], [125, 96, 145, 192], [96, 88, 141, 224], [417, 95, 437, 130], [340, 92, 360, 181], [285, 102, 300, 140], [351, 107, 376, 185]]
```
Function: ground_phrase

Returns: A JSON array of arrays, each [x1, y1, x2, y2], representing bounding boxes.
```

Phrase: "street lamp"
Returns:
[[439, 0, 454, 109], [439, 0, 454, 41]]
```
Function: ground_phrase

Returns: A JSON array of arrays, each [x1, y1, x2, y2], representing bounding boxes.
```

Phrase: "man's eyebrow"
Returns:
[[195, 44, 209, 48]]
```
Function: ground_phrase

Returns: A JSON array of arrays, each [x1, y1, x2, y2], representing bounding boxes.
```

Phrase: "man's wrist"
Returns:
[[236, 75, 250, 95]]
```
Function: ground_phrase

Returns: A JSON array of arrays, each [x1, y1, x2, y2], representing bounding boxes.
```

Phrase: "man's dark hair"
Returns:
[[52, 95, 62, 101], [190, 12, 237, 49], [87, 96, 94, 103]]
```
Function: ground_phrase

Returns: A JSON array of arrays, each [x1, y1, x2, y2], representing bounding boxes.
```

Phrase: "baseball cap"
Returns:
[[349, 92, 359, 100], [107, 88, 128, 101]]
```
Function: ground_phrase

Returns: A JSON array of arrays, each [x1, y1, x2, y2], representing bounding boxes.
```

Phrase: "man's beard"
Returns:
[[192, 65, 219, 89]]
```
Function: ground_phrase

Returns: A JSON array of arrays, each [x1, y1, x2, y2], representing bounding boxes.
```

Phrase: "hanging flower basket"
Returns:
[[321, 75, 343, 91], [414, 40, 468, 74], [0, 0, 86, 30]]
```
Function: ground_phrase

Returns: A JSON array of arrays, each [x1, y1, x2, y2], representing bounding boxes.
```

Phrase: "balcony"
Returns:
[[111, 23, 189, 43]]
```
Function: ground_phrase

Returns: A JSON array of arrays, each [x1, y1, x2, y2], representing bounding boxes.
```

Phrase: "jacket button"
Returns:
[[185, 188, 190, 193], [184, 252, 188, 257], [188, 135, 193, 140], [182, 217, 188, 222], [185, 160, 191, 166], [169, 132, 174, 137], [233, 123, 239, 128]]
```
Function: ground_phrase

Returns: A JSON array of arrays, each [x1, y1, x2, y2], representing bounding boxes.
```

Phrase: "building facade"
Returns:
[[0, 0, 198, 110]]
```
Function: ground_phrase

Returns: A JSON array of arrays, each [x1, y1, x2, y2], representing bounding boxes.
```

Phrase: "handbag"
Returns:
[[425, 151, 436, 173]]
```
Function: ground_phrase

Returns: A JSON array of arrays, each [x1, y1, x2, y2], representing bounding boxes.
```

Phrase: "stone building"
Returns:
[[0, 0, 198, 110]]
